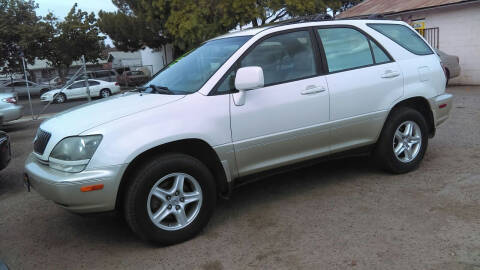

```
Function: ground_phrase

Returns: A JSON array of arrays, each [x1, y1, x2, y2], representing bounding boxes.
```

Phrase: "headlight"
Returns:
[[49, 135, 102, 173]]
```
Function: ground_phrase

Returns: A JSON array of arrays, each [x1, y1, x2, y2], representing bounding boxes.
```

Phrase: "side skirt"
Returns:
[[231, 144, 375, 189]]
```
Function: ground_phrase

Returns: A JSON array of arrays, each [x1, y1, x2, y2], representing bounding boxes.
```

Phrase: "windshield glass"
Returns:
[[144, 36, 251, 94]]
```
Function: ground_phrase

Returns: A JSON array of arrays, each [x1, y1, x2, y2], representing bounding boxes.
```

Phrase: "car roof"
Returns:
[[71, 79, 101, 84], [211, 27, 270, 40], [210, 19, 405, 41]]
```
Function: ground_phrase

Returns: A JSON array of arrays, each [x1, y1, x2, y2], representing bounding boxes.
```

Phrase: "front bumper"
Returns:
[[40, 96, 52, 102], [429, 93, 453, 127], [24, 154, 127, 213]]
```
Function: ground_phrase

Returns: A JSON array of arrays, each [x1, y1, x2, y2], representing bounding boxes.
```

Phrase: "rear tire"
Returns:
[[124, 153, 216, 245], [445, 69, 450, 87], [100, 89, 111, 98], [374, 107, 428, 174]]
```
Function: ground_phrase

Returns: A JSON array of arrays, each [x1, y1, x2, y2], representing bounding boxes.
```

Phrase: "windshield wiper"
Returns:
[[149, 84, 174, 95]]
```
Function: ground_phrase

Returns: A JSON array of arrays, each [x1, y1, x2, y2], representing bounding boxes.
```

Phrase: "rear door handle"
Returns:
[[381, 70, 400, 79], [301, 85, 326, 95]]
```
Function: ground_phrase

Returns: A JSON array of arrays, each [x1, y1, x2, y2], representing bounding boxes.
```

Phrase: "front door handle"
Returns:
[[301, 85, 326, 95], [381, 70, 400, 79]]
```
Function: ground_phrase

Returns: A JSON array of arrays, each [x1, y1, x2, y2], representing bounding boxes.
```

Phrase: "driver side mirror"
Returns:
[[233, 66, 264, 106]]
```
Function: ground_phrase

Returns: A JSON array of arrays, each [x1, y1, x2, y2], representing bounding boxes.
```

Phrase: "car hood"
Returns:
[[42, 89, 62, 96], [40, 92, 185, 136]]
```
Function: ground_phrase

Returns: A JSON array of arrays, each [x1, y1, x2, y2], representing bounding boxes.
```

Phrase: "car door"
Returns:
[[225, 29, 330, 176], [87, 80, 101, 97], [316, 27, 404, 153], [66, 81, 86, 99]]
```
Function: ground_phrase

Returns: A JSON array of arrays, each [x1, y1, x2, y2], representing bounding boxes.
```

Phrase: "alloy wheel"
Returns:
[[55, 94, 65, 103], [392, 120, 422, 163], [101, 90, 110, 98], [147, 173, 203, 231]]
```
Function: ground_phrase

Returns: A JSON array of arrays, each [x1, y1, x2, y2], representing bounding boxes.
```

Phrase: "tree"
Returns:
[[0, 0, 45, 75], [99, 0, 362, 52], [329, 0, 363, 18], [40, 4, 106, 80]]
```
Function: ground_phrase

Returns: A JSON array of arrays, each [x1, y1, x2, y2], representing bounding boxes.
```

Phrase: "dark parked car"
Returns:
[[0, 80, 51, 97], [87, 70, 119, 82], [117, 70, 149, 86], [0, 131, 11, 171]]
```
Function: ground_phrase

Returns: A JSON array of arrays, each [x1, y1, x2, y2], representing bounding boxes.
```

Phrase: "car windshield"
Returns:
[[144, 36, 251, 94]]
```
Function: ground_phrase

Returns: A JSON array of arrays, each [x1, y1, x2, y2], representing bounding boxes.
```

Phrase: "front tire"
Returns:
[[124, 153, 216, 245], [54, 93, 66, 104], [374, 107, 429, 174]]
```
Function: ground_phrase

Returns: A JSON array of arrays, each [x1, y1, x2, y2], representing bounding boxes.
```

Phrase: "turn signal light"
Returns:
[[80, 184, 104, 192]]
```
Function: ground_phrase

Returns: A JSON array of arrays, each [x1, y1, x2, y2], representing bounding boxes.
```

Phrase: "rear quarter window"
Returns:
[[368, 23, 433, 56]]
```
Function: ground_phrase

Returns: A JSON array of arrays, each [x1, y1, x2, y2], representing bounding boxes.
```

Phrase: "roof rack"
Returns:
[[272, 13, 333, 26], [267, 12, 388, 29], [336, 14, 388, 20]]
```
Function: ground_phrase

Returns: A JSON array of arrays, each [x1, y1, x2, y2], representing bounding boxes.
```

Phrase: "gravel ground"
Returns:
[[0, 86, 479, 270]]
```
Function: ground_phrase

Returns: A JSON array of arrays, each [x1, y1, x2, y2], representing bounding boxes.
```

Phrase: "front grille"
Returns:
[[33, 129, 51, 155]]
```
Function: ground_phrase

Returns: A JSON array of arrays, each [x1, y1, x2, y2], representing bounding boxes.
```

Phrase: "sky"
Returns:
[[35, 0, 118, 18], [35, 0, 118, 46]]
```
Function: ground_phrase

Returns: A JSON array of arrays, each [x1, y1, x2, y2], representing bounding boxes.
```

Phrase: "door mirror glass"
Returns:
[[235, 66, 264, 91]]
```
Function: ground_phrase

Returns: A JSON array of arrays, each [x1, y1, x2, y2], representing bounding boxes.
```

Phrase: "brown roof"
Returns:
[[338, 0, 476, 18]]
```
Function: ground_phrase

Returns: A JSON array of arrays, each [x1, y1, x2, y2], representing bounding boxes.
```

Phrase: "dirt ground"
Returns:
[[0, 86, 479, 270]]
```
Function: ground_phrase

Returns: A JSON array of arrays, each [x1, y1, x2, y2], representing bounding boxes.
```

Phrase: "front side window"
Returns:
[[69, 82, 85, 89], [146, 36, 251, 94], [217, 30, 317, 92], [318, 28, 374, 73], [368, 23, 433, 55]]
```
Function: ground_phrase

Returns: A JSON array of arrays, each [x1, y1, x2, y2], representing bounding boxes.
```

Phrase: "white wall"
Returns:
[[393, 2, 480, 85], [140, 45, 174, 75]]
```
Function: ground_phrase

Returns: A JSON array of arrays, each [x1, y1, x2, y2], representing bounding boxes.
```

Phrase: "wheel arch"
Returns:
[[115, 138, 229, 210], [385, 96, 435, 138]]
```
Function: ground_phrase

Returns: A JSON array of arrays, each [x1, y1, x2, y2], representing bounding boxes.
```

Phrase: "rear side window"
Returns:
[[370, 40, 390, 64], [368, 24, 433, 55], [95, 71, 110, 77], [88, 80, 100, 86], [318, 28, 374, 72], [13, 82, 27, 86]]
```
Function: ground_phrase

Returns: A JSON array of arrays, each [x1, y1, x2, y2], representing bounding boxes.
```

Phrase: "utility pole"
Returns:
[[82, 55, 91, 102], [19, 49, 34, 120]]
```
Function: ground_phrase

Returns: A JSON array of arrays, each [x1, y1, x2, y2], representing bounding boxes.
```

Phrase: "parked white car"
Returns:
[[40, 79, 121, 103], [25, 19, 452, 245]]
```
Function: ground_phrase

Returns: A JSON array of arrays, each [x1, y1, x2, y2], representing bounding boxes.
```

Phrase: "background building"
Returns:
[[339, 0, 480, 85]]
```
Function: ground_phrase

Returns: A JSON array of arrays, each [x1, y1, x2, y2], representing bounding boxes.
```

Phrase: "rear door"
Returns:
[[87, 80, 101, 96], [316, 26, 404, 153], [225, 29, 331, 176]]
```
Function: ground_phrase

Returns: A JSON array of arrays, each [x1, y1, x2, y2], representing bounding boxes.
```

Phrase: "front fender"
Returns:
[[82, 93, 231, 169]]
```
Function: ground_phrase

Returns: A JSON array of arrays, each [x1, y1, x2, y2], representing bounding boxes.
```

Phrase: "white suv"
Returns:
[[24, 19, 452, 245]]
